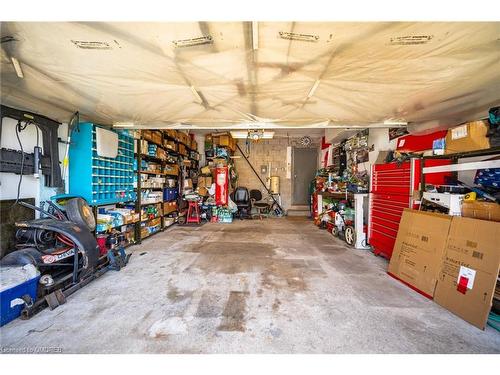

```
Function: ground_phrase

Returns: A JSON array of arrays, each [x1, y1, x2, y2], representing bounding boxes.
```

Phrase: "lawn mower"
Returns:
[[0, 195, 130, 318], [331, 201, 356, 247]]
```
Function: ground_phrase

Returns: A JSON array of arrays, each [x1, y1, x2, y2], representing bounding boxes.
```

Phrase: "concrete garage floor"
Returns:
[[1, 217, 499, 354]]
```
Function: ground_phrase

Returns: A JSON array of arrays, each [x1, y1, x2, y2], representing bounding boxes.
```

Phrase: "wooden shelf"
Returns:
[[139, 170, 166, 175], [140, 201, 163, 206], [141, 216, 162, 223]]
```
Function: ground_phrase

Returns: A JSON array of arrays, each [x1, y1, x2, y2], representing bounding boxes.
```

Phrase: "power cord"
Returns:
[[13, 120, 41, 206], [14, 120, 25, 206]]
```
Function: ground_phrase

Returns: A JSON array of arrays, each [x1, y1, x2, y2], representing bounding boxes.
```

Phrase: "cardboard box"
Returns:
[[139, 139, 149, 155], [201, 166, 211, 175], [151, 131, 162, 145], [461, 201, 500, 222], [445, 121, 490, 154], [163, 201, 178, 214], [183, 178, 193, 190], [142, 130, 153, 141], [164, 129, 177, 140], [178, 143, 187, 156], [197, 186, 209, 196], [434, 217, 500, 329], [164, 140, 177, 151], [388, 209, 452, 298], [219, 135, 230, 146], [198, 176, 212, 188], [156, 148, 167, 160], [164, 164, 179, 176], [213, 157, 227, 166]]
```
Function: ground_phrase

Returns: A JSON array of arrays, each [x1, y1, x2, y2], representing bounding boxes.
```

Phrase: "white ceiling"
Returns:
[[1, 22, 499, 132]]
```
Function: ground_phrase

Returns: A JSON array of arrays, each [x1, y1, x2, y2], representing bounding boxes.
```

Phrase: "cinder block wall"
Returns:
[[233, 138, 292, 209], [233, 137, 320, 210]]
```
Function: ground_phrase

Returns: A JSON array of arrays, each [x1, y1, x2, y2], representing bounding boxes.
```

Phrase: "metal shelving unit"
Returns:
[[419, 146, 500, 193]]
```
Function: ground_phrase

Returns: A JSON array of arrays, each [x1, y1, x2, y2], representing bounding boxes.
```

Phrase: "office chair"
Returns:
[[231, 187, 251, 219], [249, 189, 270, 220]]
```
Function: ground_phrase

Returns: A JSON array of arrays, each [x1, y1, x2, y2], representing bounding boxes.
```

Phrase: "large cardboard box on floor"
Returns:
[[388, 209, 452, 298], [445, 120, 490, 154], [434, 217, 500, 329]]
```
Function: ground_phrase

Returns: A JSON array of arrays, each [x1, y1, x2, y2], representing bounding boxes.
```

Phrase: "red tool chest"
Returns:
[[368, 158, 451, 259]]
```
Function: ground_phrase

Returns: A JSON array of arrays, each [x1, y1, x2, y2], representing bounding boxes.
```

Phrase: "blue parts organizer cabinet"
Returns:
[[69, 123, 135, 205]]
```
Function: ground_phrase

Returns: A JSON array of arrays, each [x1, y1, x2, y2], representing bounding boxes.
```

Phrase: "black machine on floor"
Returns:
[[0, 195, 130, 318]]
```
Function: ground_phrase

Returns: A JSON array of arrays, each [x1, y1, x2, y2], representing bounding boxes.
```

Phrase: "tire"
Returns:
[[345, 226, 356, 246], [65, 198, 96, 231], [0, 248, 43, 267], [331, 226, 339, 237]]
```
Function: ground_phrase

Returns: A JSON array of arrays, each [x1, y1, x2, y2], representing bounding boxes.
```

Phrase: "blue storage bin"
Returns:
[[163, 187, 178, 202], [69, 123, 135, 205], [1, 271, 40, 327]]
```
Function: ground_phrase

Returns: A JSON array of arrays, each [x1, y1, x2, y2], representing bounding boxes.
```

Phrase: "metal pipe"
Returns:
[[236, 143, 284, 213]]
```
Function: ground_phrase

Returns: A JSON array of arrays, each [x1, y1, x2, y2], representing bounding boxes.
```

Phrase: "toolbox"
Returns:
[[368, 158, 452, 259]]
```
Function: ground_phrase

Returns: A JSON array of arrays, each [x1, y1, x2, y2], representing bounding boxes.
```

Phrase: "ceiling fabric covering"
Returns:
[[1, 22, 499, 132]]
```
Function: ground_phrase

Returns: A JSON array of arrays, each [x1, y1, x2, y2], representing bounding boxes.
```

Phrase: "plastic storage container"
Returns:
[[163, 187, 178, 202], [1, 266, 40, 326]]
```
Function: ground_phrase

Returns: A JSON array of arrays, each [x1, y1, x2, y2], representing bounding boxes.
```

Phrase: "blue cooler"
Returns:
[[0, 266, 40, 326]]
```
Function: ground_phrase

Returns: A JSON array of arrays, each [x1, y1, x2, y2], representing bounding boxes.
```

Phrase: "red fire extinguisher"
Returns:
[[215, 167, 229, 206]]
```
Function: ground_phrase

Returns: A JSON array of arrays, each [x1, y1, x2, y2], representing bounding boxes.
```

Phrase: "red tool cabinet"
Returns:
[[368, 158, 451, 259]]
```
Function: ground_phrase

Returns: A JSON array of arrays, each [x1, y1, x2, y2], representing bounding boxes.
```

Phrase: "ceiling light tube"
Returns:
[[11, 57, 24, 78], [230, 130, 274, 139], [252, 21, 259, 50], [190, 85, 203, 103], [307, 80, 320, 98], [113, 122, 135, 128], [383, 119, 408, 126]]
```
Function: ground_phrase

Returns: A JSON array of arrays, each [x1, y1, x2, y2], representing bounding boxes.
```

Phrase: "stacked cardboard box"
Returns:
[[164, 139, 177, 152], [389, 209, 500, 329], [198, 176, 213, 188], [206, 132, 236, 152], [445, 120, 490, 154], [178, 143, 187, 156], [163, 201, 178, 214], [164, 164, 179, 176], [151, 131, 162, 145]]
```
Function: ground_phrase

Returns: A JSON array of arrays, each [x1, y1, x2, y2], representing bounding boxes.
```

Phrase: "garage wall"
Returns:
[[0, 117, 68, 209], [233, 138, 320, 210], [363, 128, 398, 173]]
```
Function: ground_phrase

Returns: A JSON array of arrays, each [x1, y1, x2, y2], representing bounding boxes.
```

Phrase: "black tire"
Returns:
[[331, 226, 339, 237], [66, 198, 96, 231], [0, 248, 43, 267]]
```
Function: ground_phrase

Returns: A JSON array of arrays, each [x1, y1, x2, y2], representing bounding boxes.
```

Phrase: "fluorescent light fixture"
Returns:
[[307, 80, 320, 98], [11, 57, 24, 78], [279, 31, 319, 42], [252, 21, 259, 50], [190, 85, 203, 103], [383, 119, 408, 126], [113, 122, 134, 128], [230, 130, 274, 139], [172, 36, 213, 48]]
